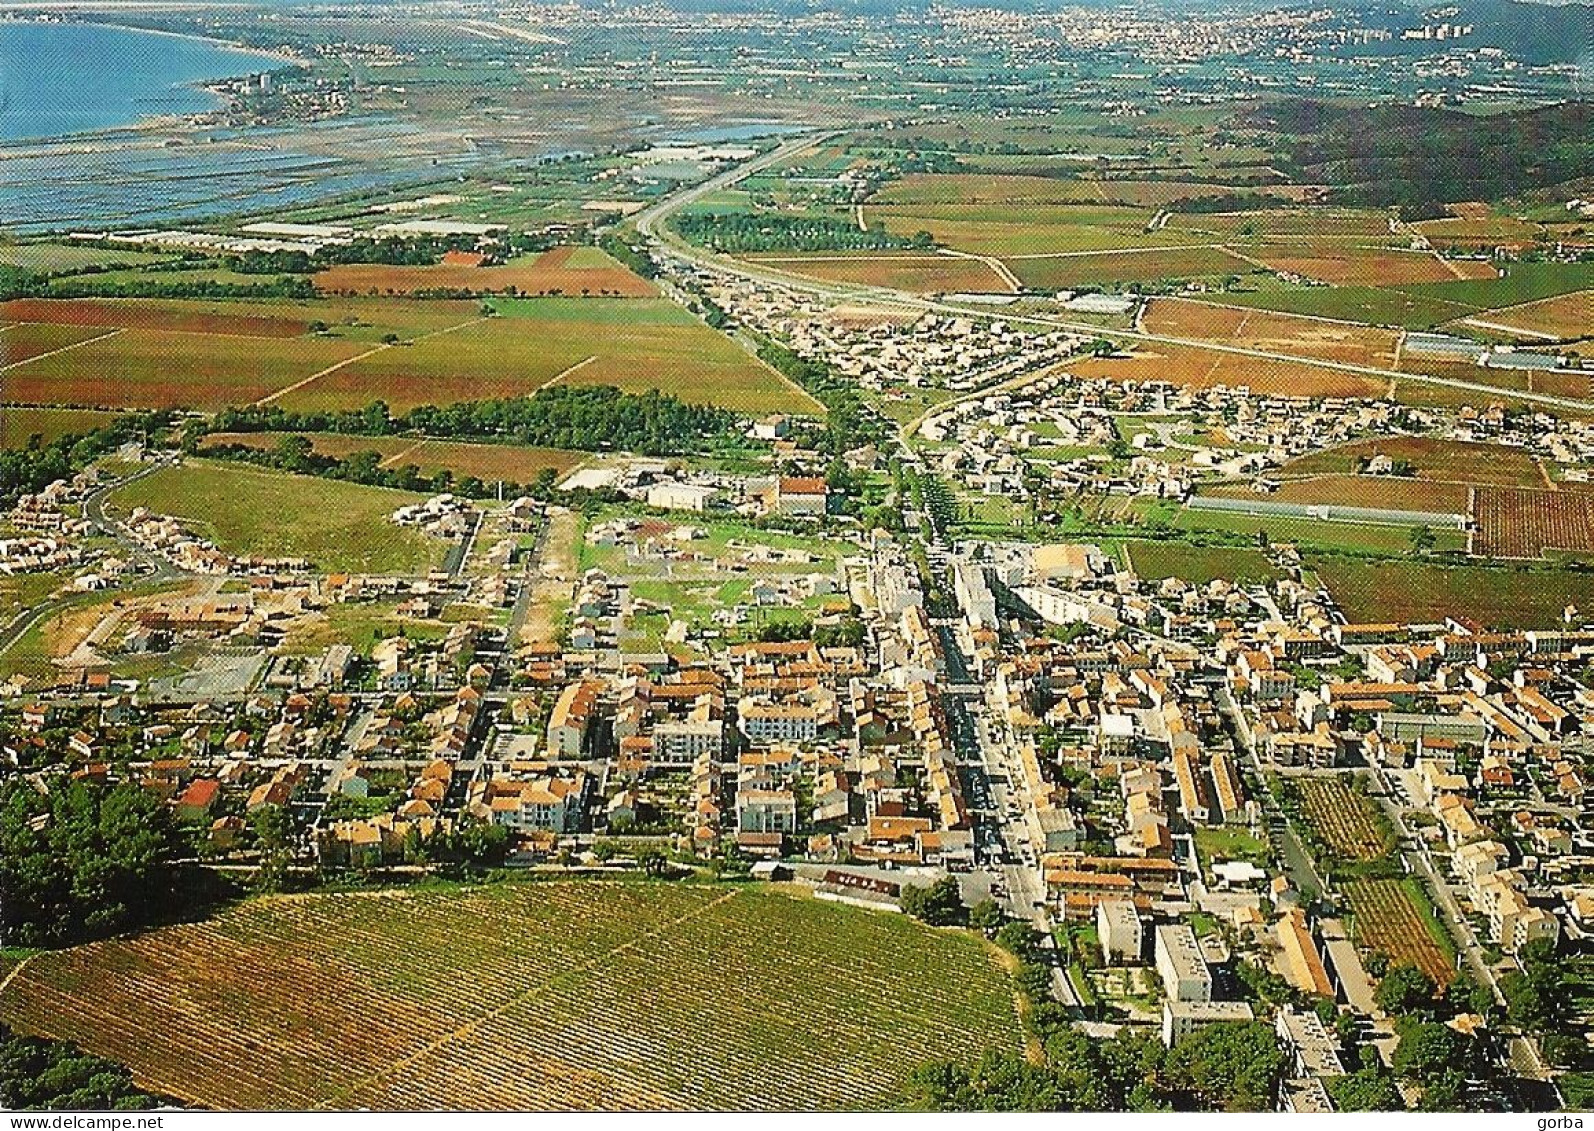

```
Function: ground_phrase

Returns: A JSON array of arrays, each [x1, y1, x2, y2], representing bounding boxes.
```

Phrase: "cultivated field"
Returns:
[[2, 322, 121, 368], [106, 460, 445, 574], [1313, 559, 1594, 628], [1250, 248, 1492, 287], [4, 329, 368, 411], [0, 406, 119, 448], [1008, 247, 1248, 290], [0, 882, 1021, 1111], [1343, 878, 1455, 987], [201, 432, 586, 483], [1473, 486, 1594, 559], [0, 298, 313, 338], [1278, 436, 1545, 488], [1124, 541, 1280, 584], [1066, 343, 1388, 399], [315, 247, 656, 298], [1203, 475, 1470, 515], [742, 253, 1014, 294], [1144, 298, 1401, 368], [1455, 290, 1593, 342], [1293, 777, 1392, 862]]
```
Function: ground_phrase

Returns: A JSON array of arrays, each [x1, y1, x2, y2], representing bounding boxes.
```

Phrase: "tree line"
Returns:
[[0, 413, 167, 511], [201, 385, 740, 458], [673, 211, 934, 254]]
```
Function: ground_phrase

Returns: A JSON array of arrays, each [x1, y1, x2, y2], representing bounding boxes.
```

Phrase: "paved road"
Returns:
[[0, 458, 190, 665], [637, 134, 1594, 417]]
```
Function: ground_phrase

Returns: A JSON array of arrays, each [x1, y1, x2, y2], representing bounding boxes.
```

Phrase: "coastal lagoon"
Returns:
[[0, 21, 282, 142]]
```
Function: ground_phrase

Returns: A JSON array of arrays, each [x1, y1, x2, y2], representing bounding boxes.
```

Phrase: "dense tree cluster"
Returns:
[[204, 385, 739, 458], [673, 211, 934, 254], [1242, 99, 1594, 212], [0, 778, 192, 947], [0, 1024, 167, 1111], [0, 414, 165, 511]]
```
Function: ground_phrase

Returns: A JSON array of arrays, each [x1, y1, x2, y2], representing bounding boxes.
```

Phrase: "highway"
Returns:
[[636, 133, 1594, 418]]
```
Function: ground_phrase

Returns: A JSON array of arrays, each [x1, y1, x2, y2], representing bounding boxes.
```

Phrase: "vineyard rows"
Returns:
[[1296, 778, 1392, 861], [1343, 878, 1454, 986], [0, 882, 1020, 1111]]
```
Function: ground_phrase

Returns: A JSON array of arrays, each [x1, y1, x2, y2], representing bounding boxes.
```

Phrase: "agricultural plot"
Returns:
[[1277, 436, 1545, 488], [1249, 247, 1478, 287], [1343, 878, 1455, 987], [0, 241, 174, 273], [1164, 209, 1392, 239], [0, 882, 1021, 1111], [865, 203, 1189, 257], [1473, 486, 1594, 560], [315, 247, 656, 298], [0, 406, 119, 448], [742, 253, 1013, 294], [869, 173, 1306, 210], [0, 298, 312, 338], [201, 432, 585, 483], [491, 298, 823, 416], [1066, 344, 1388, 399], [1313, 559, 1594, 628], [1, 322, 121, 368], [1293, 777, 1392, 862], [1144, 298, 1401, 369], [106, 460, 445, 574], [1203, 284, 1476, 332], [3, 329, 369, 412], [1009, 247, 1249, 290], [1123, 541, 1281, 584], [1203, 475, 1470, 515], [1454, 290, 1593, 343]]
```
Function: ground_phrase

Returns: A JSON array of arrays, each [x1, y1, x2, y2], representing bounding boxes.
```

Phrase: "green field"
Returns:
[[106, 460, 445, 574], [0, 407, 120, 449], [0, 881, 1021, 1111]]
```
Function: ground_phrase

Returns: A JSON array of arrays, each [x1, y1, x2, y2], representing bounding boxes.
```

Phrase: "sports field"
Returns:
[[0, 882, 1021, 1111], [201, 432, 586, 483], [106, 460, 445, 574]]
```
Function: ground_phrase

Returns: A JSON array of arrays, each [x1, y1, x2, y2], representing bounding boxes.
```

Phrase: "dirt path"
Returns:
[[539, 354, 598, 390], [253, 316, 490, 408], [1, 327, 124, 371], [937, 249, 1021, 294], [376, 438, 429, 469], [519, 506, 580, 645]]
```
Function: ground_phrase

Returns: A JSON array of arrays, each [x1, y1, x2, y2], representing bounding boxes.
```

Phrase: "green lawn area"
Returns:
[[1194, 826, 1273, 870], [106, 460, 446, 574]]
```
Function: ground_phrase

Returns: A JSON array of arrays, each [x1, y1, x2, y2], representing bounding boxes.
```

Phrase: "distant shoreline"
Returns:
[[1, 12, 307, 67]]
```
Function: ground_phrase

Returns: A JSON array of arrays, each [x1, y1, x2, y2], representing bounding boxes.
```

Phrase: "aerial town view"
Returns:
[[0, 0, 1591, 1116]]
